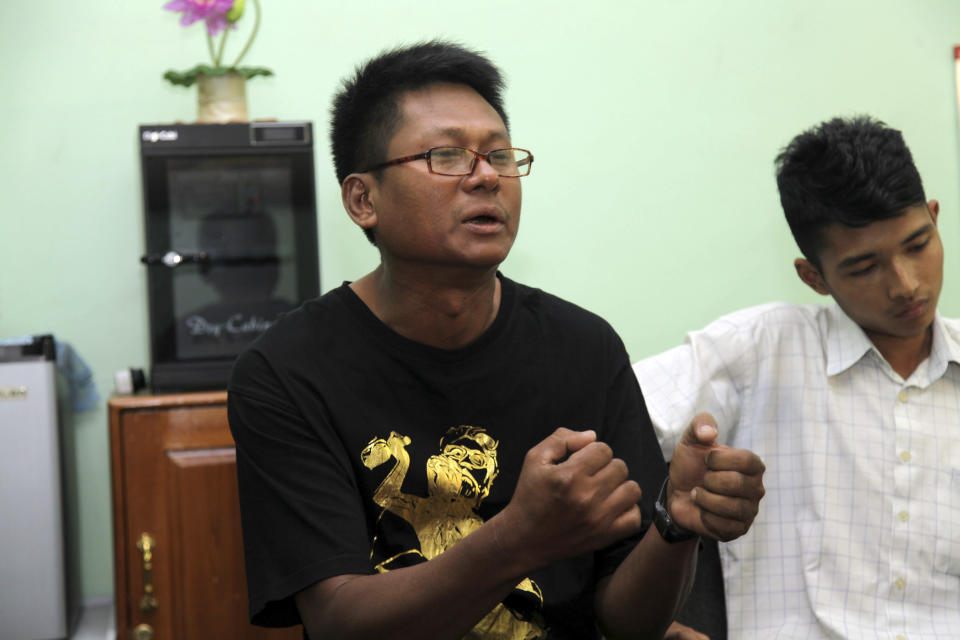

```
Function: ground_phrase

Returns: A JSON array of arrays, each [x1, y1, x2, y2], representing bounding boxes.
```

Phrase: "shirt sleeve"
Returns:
[[593, 337, 667, 580], [228, 348, 373, 627], [632, 315, 755, 460]]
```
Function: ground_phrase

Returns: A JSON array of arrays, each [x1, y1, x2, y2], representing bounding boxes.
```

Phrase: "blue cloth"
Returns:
[[0, 335, 100, 413], [55, 340, 100, 413]]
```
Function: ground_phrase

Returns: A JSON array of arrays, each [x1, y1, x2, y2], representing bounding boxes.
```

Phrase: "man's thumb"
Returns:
[[562, 428, 597, 454], [537, 428, 597, 463], [682, 413, 718, 447]]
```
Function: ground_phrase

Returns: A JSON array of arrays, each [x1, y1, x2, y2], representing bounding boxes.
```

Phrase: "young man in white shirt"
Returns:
[[635, 116, 960, 639]]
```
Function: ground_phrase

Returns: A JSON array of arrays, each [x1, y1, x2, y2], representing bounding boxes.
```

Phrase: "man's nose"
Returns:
[[888, 260, 919, 299], [463, 155, 500, 190]]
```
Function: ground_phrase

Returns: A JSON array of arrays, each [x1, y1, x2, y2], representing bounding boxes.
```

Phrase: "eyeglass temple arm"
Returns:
[[362, 151, 430, 173]]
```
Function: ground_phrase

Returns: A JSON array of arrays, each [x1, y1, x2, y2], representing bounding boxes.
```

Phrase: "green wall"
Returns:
[[3, 0, 960, 602]]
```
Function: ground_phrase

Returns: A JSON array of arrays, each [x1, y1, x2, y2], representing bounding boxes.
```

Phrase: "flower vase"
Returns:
[[196, 71, 248, 123]]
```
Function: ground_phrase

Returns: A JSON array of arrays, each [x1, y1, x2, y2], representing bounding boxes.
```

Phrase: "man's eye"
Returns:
[[432, 149, 463, 161], [907, 239, 931, 253], [849, 264, 876, 276]]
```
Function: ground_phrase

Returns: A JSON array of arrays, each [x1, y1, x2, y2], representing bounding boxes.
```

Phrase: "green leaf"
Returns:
[[162, 64, 274, 87], [235, 66, 274, 80]]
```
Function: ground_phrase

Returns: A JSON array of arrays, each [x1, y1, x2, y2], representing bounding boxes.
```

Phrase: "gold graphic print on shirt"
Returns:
[[361, 425, 546, 640]]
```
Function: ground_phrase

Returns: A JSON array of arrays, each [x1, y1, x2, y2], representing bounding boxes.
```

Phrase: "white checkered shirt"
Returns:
[[633, 303, 960, 640]]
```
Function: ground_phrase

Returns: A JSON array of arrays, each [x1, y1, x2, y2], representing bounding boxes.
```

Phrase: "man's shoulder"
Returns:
[[935, 314, 960, 352], [703, 301, 828, 338], [234, 286, 352, 367], [714, 300, 824, 324], [507, 276, 620, 339], [938, 314, 960, 333], [640, 301, 831, 367]]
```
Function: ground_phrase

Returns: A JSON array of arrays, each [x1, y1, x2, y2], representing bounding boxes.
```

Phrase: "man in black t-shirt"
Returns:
[[228, 40, 766, 640]]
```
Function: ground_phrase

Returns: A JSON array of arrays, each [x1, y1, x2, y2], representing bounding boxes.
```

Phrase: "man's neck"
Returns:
[[350, 264, 502, 350], [866, 324, 934, 380]]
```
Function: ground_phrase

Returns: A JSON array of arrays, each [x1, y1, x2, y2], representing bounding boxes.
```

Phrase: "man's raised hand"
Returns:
[[667, 413, 765, 541], [496, 428, 644, 569]]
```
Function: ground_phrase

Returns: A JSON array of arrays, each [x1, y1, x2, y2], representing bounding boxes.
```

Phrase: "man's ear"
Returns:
[[342, 174, 378, 231], [794, 258, 830, 296], [928, 198, 940, 224]]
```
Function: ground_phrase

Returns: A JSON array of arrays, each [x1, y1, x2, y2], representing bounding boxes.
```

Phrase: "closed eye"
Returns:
[[907, 238, 931, 253], [849, 264, 877, 277]]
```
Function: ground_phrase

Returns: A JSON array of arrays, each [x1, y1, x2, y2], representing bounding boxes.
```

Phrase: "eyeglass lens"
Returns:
[[429, 147, 531, 177]]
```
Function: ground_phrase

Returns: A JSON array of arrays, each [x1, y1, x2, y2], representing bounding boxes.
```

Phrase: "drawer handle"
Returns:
[[136, 533, 159, 613], [132, 623, 154, 640]]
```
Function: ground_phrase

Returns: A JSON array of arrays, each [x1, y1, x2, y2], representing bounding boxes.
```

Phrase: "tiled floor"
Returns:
[[70, 601, 114, 640]]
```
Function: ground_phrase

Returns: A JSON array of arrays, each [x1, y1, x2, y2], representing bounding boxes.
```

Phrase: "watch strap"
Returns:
[[654, 477, 697, 543]]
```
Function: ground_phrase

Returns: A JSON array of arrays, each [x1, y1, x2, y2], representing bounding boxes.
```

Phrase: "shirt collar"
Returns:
[[926, 313, 960, 380], [825, 304, 875, 376], [825, 304, 960, 380]]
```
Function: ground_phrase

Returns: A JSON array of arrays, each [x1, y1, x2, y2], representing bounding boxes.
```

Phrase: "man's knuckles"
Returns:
[[706, 447, 765, 474], [702, 470, 749, 495], [717, 497, 759, 521], [551, 478, 639, 525], [702, 513, 751, 541], [607, 505, 643, 537], [702, 470, 765, 499], [567, 441, 614, 470], [590, 457, 630, 490], [616, 478, 643, 504], [695, 484, 760, 516]]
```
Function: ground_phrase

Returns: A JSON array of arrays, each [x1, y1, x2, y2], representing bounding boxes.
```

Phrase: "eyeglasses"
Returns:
[[362, 146, 534, 177]]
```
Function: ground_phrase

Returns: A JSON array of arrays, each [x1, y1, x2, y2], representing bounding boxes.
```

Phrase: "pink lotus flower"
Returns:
[[164, 0, 237, 36], [161, 0, 269, 86]]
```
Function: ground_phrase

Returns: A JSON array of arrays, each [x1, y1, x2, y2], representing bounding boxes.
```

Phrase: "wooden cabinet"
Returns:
[[109, 392, 300, 640]]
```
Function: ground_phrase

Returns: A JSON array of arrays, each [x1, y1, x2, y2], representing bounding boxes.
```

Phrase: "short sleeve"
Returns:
[[632, 315, 755, 459], [228, 348, 373, 627], [593, 339, 667, 580]]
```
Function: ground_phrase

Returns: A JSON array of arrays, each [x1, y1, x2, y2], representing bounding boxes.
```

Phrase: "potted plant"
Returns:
[[162, 0, 273, 123]]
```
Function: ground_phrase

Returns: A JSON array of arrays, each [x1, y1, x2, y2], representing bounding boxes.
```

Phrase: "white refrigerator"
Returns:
[[0, 336, 79, 639]]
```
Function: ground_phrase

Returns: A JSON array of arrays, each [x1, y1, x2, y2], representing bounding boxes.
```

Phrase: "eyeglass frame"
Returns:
[[360, 146, 534, 177]]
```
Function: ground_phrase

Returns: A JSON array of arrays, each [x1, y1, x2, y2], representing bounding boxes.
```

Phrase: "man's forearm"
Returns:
[[295, 427, 656, 638], [595, 525, 699, 640], [295, 510, 540, 640]]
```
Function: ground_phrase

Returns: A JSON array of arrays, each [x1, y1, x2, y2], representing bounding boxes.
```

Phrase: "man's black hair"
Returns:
[[330, 40, 509, 245], [775, 116, 926, 268]]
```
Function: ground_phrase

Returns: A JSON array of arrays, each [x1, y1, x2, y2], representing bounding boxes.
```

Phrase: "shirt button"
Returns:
[[898, 390, 909, 403], [895, 577, 907, 590], [898, 510, 909, 522], [900, 450, 912, 462]]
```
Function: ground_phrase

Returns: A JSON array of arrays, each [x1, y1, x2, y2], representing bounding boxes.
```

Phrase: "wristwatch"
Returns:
[[654, 477, 697, 543]]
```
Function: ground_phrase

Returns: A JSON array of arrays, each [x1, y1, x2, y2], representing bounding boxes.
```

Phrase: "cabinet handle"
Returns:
[[136, 533, 159, 613], [132, 623, 154, 640]]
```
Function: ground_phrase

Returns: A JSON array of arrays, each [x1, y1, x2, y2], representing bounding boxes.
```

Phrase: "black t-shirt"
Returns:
[[228, 275, 666, 639]]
